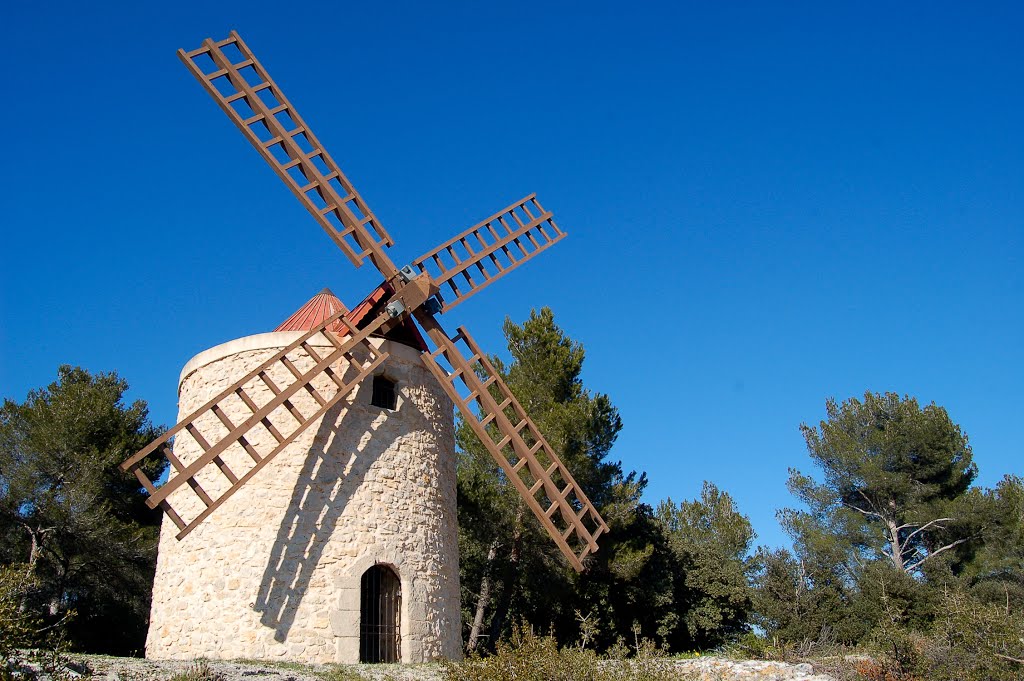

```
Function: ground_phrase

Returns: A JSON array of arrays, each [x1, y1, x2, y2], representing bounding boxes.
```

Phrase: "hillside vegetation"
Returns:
[[2, 310, 1021, 680]]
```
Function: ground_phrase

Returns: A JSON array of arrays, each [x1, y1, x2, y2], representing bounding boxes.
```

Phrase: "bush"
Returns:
[[166, 660, 225, 681], [1, 566, 41, 662], [839, 588, 1024, 681], [444, 627, 600, 681], [442, 625, 674, 681], [1, 566, 86, 681], [915, 588, 1024, 681]]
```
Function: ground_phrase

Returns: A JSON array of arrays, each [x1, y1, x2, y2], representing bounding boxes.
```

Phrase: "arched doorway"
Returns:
[[359, 564, 401, 663]]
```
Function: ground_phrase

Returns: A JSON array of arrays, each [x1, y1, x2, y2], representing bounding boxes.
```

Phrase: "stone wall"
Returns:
[[146, 333, 461, 663]]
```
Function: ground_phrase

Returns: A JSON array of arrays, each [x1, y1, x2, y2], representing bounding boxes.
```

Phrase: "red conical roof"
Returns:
[[274, 288, 349, 332], [275, 285, 430, 352]]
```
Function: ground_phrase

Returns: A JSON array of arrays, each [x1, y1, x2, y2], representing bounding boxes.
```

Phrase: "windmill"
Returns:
[[121, 31, 608, 663]]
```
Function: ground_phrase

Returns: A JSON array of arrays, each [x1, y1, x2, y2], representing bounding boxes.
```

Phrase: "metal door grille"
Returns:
[[359, 565, 401, 663]]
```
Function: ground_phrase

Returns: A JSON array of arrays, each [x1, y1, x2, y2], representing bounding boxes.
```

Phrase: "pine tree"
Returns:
[[0, 365, 166, 654], [788, 392, 977, 576], [656, 482, 755, 649], [457, 308, 673, 652]]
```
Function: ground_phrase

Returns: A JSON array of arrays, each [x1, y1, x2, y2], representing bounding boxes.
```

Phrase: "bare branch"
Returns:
[[995, 653, 1024, 665], [904, 517, 953, 544], [905, 537, 971, 572], [841, 502, 884, 520], [856, 489, 884, 517]]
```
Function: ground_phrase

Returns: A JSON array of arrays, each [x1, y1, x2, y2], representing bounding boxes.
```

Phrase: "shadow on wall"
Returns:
[[252, 387, 396, 642]]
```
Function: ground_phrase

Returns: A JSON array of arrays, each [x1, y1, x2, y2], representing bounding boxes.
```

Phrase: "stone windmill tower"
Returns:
[[123, 31, 609, 665], [146, 289, 458, 663]]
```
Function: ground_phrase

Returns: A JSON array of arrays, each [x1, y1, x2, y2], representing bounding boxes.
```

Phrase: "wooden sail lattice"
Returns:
[[417, 315, 607, 571], [412, 194, 566, 312], [121, 309, 389, 539], [178, 31, 398, 277]]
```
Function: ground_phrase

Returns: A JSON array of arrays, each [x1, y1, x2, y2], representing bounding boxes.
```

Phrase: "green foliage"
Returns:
[[0, 565, 41, 662], [317, 666, 367, 681], [0, 365, 166, 655], [749, 391, 1024, 681], [656, 482, 755, 649], [750, 545, 868, 644], [788, 392, 977, 576], [754, 392, 991, 647], [457, 308, 765, 654], [457, 309, 645, 651], [1, 565, 89, 681], [958, 475, 1024, 611], [840, 587, 1024, 681], [861, 583, 927, 677], [917, 588, 1024, 681], [445, 628, 601, 681], [575, 488, 678, 651], [443, 626, 675, 681], [26, 634, 91, 681]]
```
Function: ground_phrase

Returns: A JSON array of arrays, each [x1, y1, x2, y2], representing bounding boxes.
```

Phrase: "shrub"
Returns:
[[0, 566, 42, 662], [444, 627, 600, 681], [166, 660, 225, 681], [1, 566, 88, 681], [318, 665, 366, 681], [915, 588, 1024, 681], [443, 625, 677, 681]]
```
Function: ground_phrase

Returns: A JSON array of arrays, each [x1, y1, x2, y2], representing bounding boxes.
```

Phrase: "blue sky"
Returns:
[[1, 1, 1021, 550]]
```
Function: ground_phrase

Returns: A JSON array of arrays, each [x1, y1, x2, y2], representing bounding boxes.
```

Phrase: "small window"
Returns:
[[371, 375, 397, 410]]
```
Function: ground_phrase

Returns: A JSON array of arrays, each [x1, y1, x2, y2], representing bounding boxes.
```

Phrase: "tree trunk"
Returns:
[[488, 508, 524, 642], [26, 528, 42, 576], [467, 540, 499, 653], [886, 519, 906, 573], [20, 524, 48, 612]]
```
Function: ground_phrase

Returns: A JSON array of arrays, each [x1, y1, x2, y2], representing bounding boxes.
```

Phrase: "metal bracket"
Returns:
[[422, 297, 442, 315], [385, 300, 407, 318], [398, 264, 417, 283]]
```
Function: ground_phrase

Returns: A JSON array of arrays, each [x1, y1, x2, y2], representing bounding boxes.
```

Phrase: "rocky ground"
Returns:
[[57, 655, 838, 681]]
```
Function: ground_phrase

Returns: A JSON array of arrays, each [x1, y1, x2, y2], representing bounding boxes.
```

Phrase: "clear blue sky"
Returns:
[[2, 1, 1021, 550]]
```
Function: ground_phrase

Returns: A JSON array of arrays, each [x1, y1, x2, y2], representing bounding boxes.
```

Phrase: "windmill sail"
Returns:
[[178, 32, 397, 277], [416, 313, 608, 572], [120, 309, 390, 539], [411, 194, 566, 313]]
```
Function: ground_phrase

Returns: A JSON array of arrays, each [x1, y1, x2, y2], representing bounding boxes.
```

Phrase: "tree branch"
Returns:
[[905, 537, 971, 572], [841, 501, 884, 520], [856, 489, 885, 518], [903, 517, 953, 544]]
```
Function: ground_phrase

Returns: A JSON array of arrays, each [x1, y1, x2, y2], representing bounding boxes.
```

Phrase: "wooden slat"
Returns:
[[185, 423, 239, 484], [235, 388, 286, 443], [133, 468, 156, 496], [159, 500, 187, 531]]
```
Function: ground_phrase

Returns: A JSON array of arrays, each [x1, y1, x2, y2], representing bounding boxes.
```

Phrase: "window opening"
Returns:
[[359, 564, 401, 663], [371, 375, 397, 410]]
